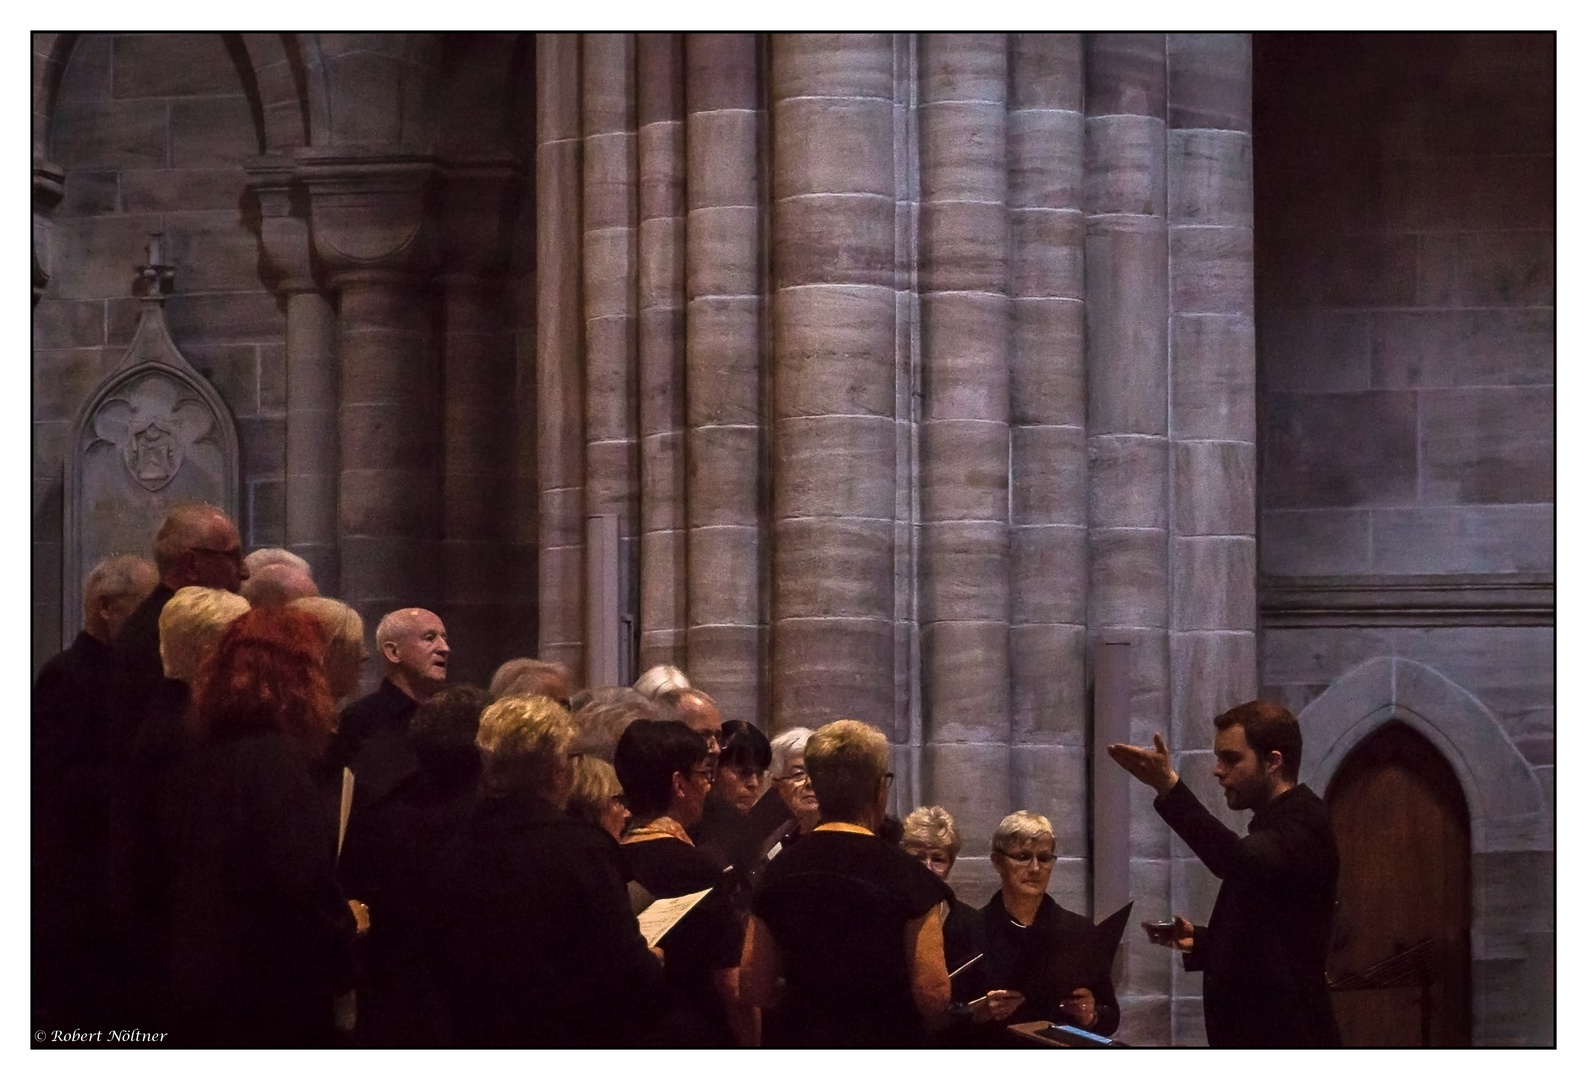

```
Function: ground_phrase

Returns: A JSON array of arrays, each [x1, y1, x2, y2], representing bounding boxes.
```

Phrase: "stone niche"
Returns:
[[63, 295, 239, 645]]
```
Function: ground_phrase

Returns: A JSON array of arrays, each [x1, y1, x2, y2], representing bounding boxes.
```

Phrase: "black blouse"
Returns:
[[963, 891, 1121, 1039], [623, 835, 744, 1046], [753, 829, 952, 1047]]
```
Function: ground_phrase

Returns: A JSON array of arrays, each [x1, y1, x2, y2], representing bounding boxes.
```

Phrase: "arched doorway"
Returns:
[[1325, 720, 1471, 1046]]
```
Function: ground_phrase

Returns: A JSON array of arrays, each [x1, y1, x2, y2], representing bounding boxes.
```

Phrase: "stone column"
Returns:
[[251, 163, 341, 593], [917, 33, 1010, 854], [301, 154, 441, 640], [1166, 32, 1258, 1046], [1083, 32, 1173, 1042], [636, 33, 688, 672], [437, 164, 525, 685], [581, 33, 640, 687], [685, 32, 763, 725], [1007, 33, 1089, 878], [769, 34, 898, 731], [537, 34, 585, 677]]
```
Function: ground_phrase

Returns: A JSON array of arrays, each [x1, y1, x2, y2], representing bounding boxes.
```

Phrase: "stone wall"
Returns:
[[1253, 32, 1554, 1045], [1254, 30, 1553, 812], [33, 32, 286, 670], [33, 32, 540, 687]]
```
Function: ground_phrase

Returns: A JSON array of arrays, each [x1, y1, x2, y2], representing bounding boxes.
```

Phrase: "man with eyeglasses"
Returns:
[[652, 688, 724, 772], [106, 502, 249, 763], [103, 501, 249, 1022]]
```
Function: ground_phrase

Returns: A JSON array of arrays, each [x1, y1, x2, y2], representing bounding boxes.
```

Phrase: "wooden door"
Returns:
[[1325, 721, 1471, 1046]]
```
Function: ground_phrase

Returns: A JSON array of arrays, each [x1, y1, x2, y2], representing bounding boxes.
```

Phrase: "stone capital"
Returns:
[[245, 156, 320, 294], [294, 149, 439, 284]]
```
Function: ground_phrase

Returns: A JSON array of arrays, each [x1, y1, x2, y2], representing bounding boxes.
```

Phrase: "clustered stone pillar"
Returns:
[[769, 33, 899, 731], [1166, 33, 1258, 1043], [581, 32, 641, 683], [1006, 33, 1089, 860], [635, 32, 688, 672], [536, 34, 586, 677], [917, 32, 1011, 853], [685, 32, 765, 725], [1082, 32, 1173, 1028]]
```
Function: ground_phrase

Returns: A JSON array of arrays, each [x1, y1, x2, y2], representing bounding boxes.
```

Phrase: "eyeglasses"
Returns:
[[994, 849, 1056, 867], [690, 765, 714, 782], [190, 545, 244, 565], [777, 768, 810, 785]]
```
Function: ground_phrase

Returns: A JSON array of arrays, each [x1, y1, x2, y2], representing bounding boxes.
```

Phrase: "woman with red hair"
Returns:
[[160, 606, 357, 1046]]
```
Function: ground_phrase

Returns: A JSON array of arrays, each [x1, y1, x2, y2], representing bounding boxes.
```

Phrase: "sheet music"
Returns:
[[336, 767, 354, 861], [636, 887, 712, 948]]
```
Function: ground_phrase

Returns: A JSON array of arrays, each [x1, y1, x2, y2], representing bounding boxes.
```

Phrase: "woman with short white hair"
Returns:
[[957, 809, 1120, 1041], [748, 726, 819, 867]]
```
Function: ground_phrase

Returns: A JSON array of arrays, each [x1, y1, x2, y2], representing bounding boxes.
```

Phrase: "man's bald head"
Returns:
[[375, 607, 450, 702], [241, 562, 319, 608], [151, 502, 248, 593]]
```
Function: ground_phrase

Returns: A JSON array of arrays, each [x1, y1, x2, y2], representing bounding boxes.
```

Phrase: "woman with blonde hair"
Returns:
[[741, 720, 954, 1047], [420, 695, 663, 1046], [288, 596, 366, 703], [901, 806, 1025, 1039], [567, 754, 630, 840]]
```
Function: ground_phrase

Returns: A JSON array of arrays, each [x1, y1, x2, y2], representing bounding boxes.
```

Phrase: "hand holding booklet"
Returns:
[[635, 887, 712, 948]]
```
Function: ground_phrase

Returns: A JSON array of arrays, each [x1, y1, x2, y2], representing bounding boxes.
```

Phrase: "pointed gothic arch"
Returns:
[[1296, 655, 1552, 1045], [1297, 656, 1547, 853]]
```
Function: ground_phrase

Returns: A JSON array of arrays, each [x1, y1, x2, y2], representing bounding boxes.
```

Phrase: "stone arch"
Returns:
[[1297, 654, 1552, 1046], [308, 33, 445, 152], [232, 33, 321, 153], [32, 32, 79, 162], [1297, 656, 1548, 853]]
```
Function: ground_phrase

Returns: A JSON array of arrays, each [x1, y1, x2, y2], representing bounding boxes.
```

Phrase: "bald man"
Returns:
[[335, 608, 450, 807]]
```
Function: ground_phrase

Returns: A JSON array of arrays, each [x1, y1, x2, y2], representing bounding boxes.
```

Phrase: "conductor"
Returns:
[[1108, 700, 1341, 1047]]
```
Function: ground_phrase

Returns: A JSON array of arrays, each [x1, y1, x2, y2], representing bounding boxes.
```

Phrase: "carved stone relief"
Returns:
[[64, 278, 238, 645]]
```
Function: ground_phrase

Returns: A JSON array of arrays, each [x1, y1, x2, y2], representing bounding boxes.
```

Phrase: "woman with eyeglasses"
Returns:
[[963, 810, 1120, 1041], [901, 806, 1027, 1043], [613, 720, 753, 1046]]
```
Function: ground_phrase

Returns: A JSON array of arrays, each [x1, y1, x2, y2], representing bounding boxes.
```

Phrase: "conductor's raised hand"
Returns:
[[1106, 732, 1179, 797]]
